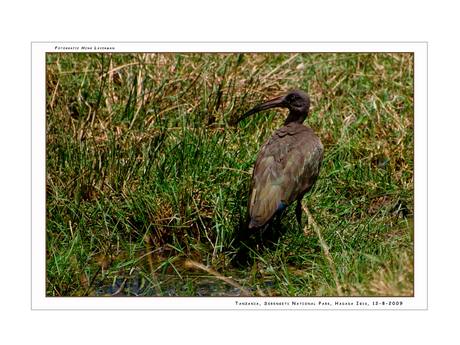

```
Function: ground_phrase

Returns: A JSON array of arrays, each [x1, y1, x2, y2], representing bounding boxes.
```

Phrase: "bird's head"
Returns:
[[236, 89, 310, 125]]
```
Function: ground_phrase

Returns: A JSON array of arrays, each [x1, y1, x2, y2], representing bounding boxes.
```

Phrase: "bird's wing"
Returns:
[[247, 124, 323, 229]]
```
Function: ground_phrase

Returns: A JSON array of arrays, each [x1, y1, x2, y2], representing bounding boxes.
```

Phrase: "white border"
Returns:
[[32, 42, 427, 310]]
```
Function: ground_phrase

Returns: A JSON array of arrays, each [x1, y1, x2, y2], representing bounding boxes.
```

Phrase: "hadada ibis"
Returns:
[[237, 89, 324, 233]]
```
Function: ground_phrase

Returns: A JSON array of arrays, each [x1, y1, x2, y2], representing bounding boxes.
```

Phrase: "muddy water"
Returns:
[[95, 275, 247, 296], [91, 247, 263, 296]]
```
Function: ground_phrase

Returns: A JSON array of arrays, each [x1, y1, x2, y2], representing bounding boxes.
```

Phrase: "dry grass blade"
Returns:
[[302, 201, 342, 296], [212, 166, 252, 175], [111, 278, 127, 296], [185, 260, 255, 296], [264, 53, 300, 79]]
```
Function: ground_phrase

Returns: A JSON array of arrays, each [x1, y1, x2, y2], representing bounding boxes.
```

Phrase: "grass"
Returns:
[[46, 52, 414, 296]]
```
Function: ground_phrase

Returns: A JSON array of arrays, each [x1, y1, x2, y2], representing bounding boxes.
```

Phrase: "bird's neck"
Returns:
[[284, 110, 307, 126]]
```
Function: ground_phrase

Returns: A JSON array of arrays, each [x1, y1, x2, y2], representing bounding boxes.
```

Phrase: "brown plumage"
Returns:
[[237, 90, 323, 233]]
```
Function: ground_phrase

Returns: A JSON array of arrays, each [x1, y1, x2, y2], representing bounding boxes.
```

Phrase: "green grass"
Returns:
[[46, 52, 413, 296]]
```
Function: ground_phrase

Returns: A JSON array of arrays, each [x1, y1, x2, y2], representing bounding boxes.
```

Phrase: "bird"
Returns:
[[236, 89, 324, 234]]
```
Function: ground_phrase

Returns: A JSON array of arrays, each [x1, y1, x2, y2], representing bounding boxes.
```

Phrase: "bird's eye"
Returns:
[[289, 94, 297, 101]]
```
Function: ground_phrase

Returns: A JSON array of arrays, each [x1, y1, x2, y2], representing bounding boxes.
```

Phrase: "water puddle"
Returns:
[[94, 274, 248, 296], [89, 247, 264, 296]]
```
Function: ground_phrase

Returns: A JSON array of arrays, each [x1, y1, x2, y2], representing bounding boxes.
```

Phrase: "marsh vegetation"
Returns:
[[46, 52, 413, 296]]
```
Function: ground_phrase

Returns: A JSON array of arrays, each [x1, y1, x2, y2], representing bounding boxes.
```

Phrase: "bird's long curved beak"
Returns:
[[236, 95, 287, 123]]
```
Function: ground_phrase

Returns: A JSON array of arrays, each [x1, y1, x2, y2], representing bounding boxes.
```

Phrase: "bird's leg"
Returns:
[[258, 222, 271, 234], [296, 200, 303, 230]]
